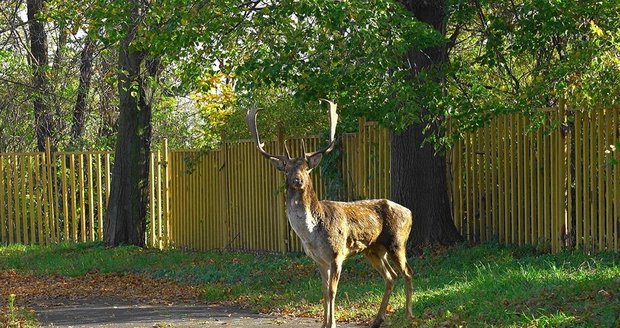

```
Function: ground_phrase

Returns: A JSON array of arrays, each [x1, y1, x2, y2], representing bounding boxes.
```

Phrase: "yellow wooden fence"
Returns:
[[168, 119, 390, 253], [1, 113, 618, 252], [0, 139, 169, 248], [450, 107, 619, 252]]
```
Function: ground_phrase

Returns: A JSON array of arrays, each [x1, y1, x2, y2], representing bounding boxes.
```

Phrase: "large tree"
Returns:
[[103, 0, 156, 246], [393, 1, 462, 250], [27, 0, 54, 151], [87, 0, 248, 245], [227, 1, 463, 252]]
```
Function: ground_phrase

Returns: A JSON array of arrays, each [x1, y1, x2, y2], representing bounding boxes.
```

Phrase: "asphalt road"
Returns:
[[35, 299, 365, 328]]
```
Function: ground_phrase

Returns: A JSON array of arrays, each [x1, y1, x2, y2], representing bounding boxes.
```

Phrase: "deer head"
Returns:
[[245, 99, 338, 191]]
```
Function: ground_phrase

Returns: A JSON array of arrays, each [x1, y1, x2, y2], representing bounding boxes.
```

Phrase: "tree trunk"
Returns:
[[27, 0, 53, 151], [104, 4, 154, 246], [392, 0, 462, 252], [71, 37, 95, 145]]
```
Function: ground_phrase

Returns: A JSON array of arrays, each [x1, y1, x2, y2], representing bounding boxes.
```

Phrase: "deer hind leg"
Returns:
[[389, 247, 414, 319], [365, 250, 395, 328]]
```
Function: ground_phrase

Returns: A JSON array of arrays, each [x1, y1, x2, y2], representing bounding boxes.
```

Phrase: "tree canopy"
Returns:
[[2, 0, 617, 151]]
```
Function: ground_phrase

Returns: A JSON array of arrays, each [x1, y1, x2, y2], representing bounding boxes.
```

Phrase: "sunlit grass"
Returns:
[[0, 241, 618, 327]]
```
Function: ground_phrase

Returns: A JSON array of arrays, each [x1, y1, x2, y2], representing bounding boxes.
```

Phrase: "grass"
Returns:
[[0, 241, 618, 327]]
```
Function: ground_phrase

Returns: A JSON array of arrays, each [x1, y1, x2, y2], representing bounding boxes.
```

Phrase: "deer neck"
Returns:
[[286, 182, 322, 236]]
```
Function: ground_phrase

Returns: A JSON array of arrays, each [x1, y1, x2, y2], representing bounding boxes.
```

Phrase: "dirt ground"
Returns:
[[0, 271, 364, 327]]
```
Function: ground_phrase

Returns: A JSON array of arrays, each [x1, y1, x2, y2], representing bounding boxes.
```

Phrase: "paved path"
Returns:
[[35, 299, 365, 328]]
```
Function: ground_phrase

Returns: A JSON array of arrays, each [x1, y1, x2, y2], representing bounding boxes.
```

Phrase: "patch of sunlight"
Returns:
[[413, 280, 473, 301]]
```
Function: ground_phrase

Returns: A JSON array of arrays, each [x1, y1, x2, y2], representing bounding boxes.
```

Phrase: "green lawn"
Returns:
[[0, 242, 618, 327]]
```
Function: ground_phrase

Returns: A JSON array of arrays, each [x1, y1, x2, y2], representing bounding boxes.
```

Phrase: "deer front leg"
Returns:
[[326, 260, 342, 328], [318, 265, 330, 328]]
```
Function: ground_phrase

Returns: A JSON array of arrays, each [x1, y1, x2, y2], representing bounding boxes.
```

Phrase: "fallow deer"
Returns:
[[246, 99, 414, 328]]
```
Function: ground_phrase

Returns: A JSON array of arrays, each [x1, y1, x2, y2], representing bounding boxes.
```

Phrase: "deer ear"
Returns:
[[269, 157, 286, 171], [307, 153, 323, 170]]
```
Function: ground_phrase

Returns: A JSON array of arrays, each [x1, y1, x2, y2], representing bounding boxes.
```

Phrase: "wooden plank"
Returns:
[[524, 115, 531, 247], [563, 105, 571, 249], [149, 153, 156, 248], [474, 129, 481, 241], [41, 153, 51, 244], [96, 154, 103, 240], [189, 153, 196, 250], [510, 115, 517, 245], [256, 144, 264, 251], [575, 112, 582, 248], [104, 153, 111, 205], [597, 110, 605, 251], [605, 109, 612, 250], [0, 156, 5, 244], [70, 154, 78, 241], [516, 115, 523, 245], [87, 154, 95, 241], [26, 156, 35, 244], [551, 111, 558, 252], [451, 132, 459, 233], [35, 155, 44, 244], [163, 139, 170, 248], [157, 149, 163, 249], [484, 122, 492, 241], [78, 154, 87, 242], [7, 156, 15, 244], [614, 109, 619, 252], [170, 153, 179, 246], [244, 144, 252, 250], [45, 138, 56, 242], [589, 110, 597, 250], [19, 155, 27, 244], [491, 119, 498, 238], [501, 116, 509, 243], [528, 118, 536, 246], [185, 153, 191, 249], [197, 151, 204, 251], [465, 132, 471, 241], [219, 144, 229, 250], [61, 155, 69, 241], [536, 128, 543, 247], [558, 106, 565, 251], [544, 122, 550, 249], [37, 154, 48, 245], [583, 112, 591, 249]]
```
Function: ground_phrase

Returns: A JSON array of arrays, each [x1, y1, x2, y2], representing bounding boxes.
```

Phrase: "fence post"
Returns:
[[149, 150, 155, 248], [219, 141, 230, 249], [0, 155, 5, 245], [358, 117, 367, 199], [276, 128, 287, 253], [162, 139, 170, 248], [44, 138, 56, 243], [560, 100, 571, 250]]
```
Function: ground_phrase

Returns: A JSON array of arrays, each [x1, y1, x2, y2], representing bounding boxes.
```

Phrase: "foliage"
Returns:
[[2, 0, 618, 153], [445, 0, 620, 140], [1, 242, 618, 327]]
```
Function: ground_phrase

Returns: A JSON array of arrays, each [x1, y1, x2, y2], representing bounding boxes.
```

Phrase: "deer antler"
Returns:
[[304, 99, 338, 158], [245, 105, 290, 160]]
